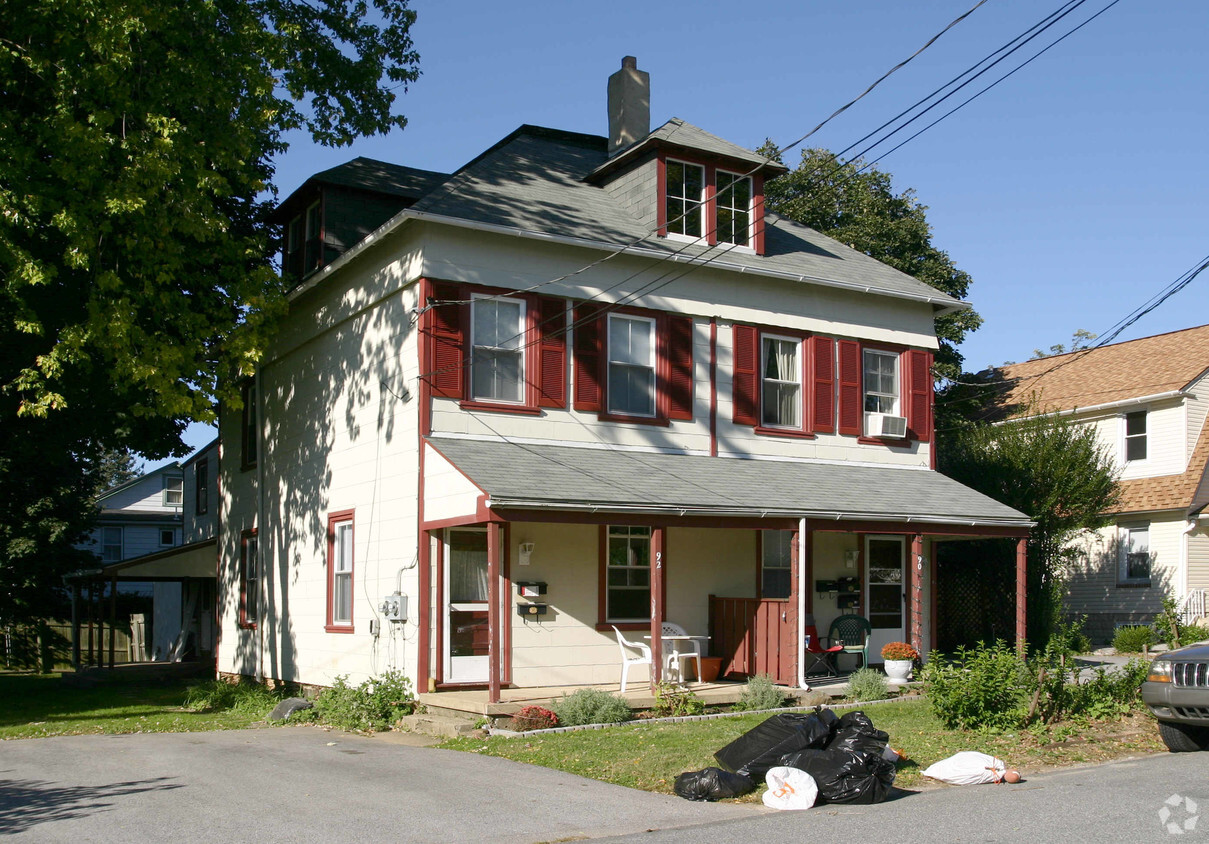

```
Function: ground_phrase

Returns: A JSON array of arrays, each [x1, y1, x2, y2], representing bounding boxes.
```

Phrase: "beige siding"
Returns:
[[506, 524, 757, 688], [1188, 528, 1209, 593], [1187, 371, 1209, 461], [218, 228, 425, 686], [1064, 513, 1184, 620], [423, 443, 483, 522]]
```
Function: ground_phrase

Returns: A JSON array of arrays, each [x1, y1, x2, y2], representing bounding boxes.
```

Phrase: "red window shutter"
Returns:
[[537, 297, 567, 408], [811, 336, 836, 434], [732, 324, 759, 426], [906, 349, 933, 441], [837, 339, 861, 436], [573, 304, 603, 412], [428, 281, 465, 399], [666, 316, 694, 420]]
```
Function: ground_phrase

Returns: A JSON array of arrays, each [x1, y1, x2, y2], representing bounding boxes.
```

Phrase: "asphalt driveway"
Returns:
[[0, 727, 754, 843]]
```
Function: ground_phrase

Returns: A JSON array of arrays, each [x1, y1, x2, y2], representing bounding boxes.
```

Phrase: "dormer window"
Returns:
[[283, 199, 323, 281], [665, 160, 704, 238], [716, 170, 752, 247], [657, 156, 766, 253]]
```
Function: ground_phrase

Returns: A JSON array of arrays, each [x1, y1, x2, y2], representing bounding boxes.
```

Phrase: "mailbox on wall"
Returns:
[[516, 581, 547, 598], [516, 603, 549, 618]]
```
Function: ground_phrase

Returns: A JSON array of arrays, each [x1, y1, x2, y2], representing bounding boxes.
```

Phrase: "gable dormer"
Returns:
[[274, 158, 449, 283], [587, 58, 787, 256]]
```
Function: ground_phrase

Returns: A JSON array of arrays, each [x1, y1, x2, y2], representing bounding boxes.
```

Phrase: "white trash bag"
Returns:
[[922, 751, 1014, 785], [762, 765, 818, 810]]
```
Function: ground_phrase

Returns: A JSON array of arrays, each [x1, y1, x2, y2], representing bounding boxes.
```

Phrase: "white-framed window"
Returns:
[[606, 525, 651, 622], [761, 530, 793, 599], [160, 529, 176, 547], [1124, 410, 1147, 463], [163, 475, 183, 507], [716, 170, 752, 247], [665, 160, 704, 238], [607, 314, 656, 416], [329, 515, 354, 628], [101, 526, 123, 562], [761, 336, 801, 428], [863, 349, 899, 414], [1120, 524, 1150, 583], [471, 296, 525, 403]]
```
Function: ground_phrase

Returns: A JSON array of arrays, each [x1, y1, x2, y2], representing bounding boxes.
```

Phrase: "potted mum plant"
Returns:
[[881, 641, 919, 684]]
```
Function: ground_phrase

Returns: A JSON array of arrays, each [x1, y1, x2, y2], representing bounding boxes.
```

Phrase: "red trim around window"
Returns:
[[596, 524, 668, 631], [238, 528, 258, 630], [733, 323, 818, 438], [656, 152, 767, 255], [326, 509, 355, 633], [576, 304, 694, 427]]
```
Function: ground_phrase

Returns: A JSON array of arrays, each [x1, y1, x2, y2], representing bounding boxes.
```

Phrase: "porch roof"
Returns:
[[428, 438, 1033, 529]]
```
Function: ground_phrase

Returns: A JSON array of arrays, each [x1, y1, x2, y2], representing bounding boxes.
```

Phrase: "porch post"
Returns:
[[649, 526, 665, 689], [109, 575, 118, 668], [1015, 537, 1028, 652], [909, 535, 924, 654], [70, 582, 81, 671], [487, 521, 502, 704]]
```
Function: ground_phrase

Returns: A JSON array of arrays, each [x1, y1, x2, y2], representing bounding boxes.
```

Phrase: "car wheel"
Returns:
[[1158, 721, 1209, 752]]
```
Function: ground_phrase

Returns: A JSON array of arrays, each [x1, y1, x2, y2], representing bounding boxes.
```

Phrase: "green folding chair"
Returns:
[[826, 615, 872, 671]]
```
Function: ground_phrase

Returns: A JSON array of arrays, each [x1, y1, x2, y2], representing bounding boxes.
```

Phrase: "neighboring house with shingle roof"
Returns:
[[996, 325, 1209, 640], [216, 58, 1032, 704]]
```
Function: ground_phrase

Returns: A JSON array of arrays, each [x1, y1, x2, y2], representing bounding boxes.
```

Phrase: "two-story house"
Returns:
[[995, 325, 1209, 642], [75, 440, 220, 664], [217, 58, 1031, 703]]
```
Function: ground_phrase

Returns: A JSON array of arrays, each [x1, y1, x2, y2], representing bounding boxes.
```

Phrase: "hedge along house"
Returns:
[[217, 58, 1031, 704]]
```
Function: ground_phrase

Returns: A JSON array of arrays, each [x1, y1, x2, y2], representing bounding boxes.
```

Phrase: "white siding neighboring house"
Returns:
[[996, 325, 1209, 642], [78, 440, 220, 664], [218, 58, 1032, 702]]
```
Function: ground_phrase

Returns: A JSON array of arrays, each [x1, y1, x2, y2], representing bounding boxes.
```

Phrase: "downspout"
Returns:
[[796, 516, 811, 692]]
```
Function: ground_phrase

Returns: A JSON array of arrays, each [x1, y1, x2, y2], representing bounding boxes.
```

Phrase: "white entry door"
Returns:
[[444, 528, 490, 684], [865, 536, 905, 660]]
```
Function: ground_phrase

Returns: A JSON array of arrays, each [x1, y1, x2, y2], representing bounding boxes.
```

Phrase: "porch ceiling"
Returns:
[[101, 537, 218, 579], [426, 438, 1032, 529]]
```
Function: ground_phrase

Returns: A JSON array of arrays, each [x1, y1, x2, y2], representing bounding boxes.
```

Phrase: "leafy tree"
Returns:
[[939, 409, 1119, 645], [1031, 329, 1097, 360], [0, 0, 420, 620], [760, 145, 981, 379]]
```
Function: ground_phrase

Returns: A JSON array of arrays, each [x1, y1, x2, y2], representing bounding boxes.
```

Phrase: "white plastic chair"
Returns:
[[612, 626, 652, 693], [661, 621, 704, 684]]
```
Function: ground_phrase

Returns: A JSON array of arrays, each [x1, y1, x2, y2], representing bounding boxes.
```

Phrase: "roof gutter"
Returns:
[[484, 497, 1033, 529], [1000, 390, 1187, 423], [288, 208, 970, 316]]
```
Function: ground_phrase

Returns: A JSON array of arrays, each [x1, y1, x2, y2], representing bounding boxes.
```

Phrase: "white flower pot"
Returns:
[[883, 659, 913, 684]]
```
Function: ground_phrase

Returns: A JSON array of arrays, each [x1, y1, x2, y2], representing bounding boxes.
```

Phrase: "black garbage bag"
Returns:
[[778, 747, 896, 804], [827, 710, 890, 757], [673, 767, 756, 801], [714, 711, 837, 779]]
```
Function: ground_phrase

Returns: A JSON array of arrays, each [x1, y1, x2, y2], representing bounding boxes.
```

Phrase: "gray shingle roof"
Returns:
[[590, 118, 789, 179], [312, 157, 449, 201], [410, 126, 965, 309], [428, 438, 1031, 527]]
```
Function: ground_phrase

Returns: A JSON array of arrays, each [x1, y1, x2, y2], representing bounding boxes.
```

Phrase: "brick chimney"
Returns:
[[607, 56, 650, 156]]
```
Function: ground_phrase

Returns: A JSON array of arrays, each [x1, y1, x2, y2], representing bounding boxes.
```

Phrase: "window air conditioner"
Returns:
[[865, 413, 908, 438]]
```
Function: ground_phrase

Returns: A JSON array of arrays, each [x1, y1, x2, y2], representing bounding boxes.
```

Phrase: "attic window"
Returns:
[[1124, 411, 1147, 462], [665, 160, 704, 238], [716, 170, 752, 246]]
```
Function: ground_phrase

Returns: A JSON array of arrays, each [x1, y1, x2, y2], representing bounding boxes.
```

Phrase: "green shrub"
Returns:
[[846, 668, 889, 702], [510, 705, 558, 731], [183, 679, 285, 714], [311, 670, 416, 732], [1111, 625, 1154, 653], [922, 641, 1030, 730], [1062, 658, 1149, 719], [733, 674, 787, 711], [551, 688, 632, 726], [1183, 625, 1209, 645], [651, 682, 706, 717], [1050, 617, 1092, 656]]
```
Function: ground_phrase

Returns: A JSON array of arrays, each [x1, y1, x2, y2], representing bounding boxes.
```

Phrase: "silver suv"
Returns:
[[1142, 643, 1209, 752]]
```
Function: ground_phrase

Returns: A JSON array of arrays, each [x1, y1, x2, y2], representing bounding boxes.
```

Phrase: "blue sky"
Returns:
[[162, 0, 1209, 463]]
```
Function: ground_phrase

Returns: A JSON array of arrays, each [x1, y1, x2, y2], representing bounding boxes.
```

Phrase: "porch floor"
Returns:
[[418, 675, 852, 718]]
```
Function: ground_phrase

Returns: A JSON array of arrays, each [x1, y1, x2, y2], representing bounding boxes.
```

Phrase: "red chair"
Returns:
[[803, 614, 844, 676]]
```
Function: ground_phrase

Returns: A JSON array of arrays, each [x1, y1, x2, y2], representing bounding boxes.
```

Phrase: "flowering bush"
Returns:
[[510, 705, 559, 731], [881, 641, 919, 661]]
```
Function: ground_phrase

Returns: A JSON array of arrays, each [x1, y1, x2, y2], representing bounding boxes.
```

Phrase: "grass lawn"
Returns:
[[0, 672, 272, 739], [440, 699, 1165, 796]]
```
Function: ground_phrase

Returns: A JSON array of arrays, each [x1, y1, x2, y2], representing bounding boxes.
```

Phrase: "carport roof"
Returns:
[[428, 438, 1032, 529]]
